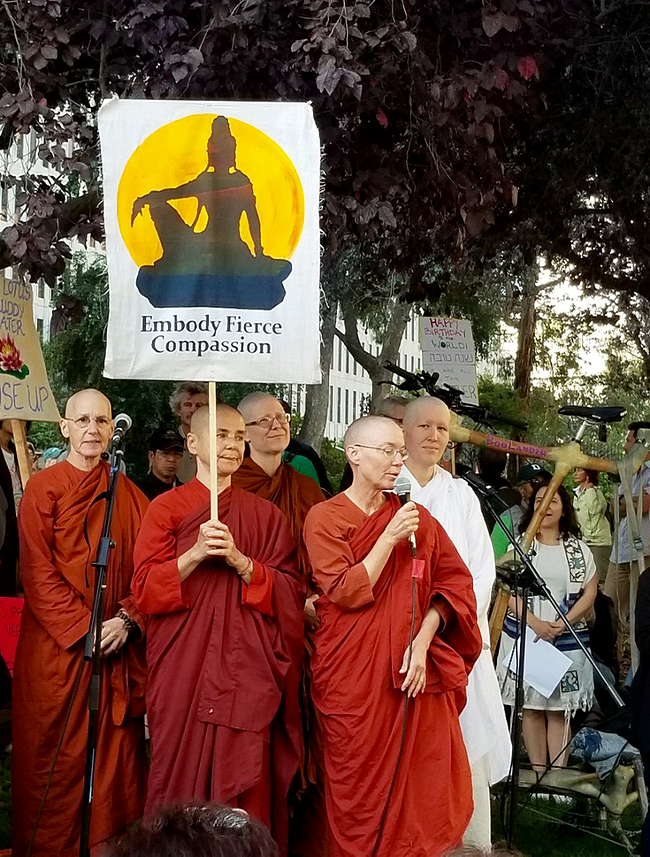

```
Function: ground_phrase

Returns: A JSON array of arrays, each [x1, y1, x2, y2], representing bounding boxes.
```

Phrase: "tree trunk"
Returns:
[[371, 300, 411, 409], [336, 294, 411, 411], [514, 280, 537, 406], [298, 295, 338, 453]]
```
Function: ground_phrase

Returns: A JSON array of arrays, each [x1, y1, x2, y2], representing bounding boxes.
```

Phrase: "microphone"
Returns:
[[394, 475, 417, 558], [111, 413, 132, 446]]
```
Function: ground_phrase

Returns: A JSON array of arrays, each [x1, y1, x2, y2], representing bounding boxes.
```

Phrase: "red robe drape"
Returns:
[[132, 480, 306, 855], [303, 492, 482, 857], [12, 460, 149, 857], [232, 458, 325, 580]]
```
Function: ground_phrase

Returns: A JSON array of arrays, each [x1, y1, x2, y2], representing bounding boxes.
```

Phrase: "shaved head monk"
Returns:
[[401, 396, 511, 847], [303, 415, 482, 857], [234, 392, 324, 622], [132, 403, 306, 855], [234, 392, 326, 853], [12, 388, 149, 857]]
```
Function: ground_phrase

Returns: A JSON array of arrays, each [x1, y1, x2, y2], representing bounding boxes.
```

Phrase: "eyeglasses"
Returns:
[[245, 413, 291, 430], [352, 444, 409, 460], [64, 416, 112, 428]]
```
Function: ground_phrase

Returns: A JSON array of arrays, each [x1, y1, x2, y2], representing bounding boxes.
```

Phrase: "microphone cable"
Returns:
[[370, 573, 417, 857]]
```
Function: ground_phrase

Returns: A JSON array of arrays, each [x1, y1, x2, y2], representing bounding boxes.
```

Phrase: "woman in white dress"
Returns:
[[497, 484, 598, 772]]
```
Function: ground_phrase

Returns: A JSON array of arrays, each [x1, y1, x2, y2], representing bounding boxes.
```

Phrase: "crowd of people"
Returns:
[[5, 383, 650, 857]]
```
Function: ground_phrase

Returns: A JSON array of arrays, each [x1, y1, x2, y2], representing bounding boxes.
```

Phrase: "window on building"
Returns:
[[329, 385, 333, 420], [338, 339, 342, 372], [353, 358, 357, 376], [0, 180, 7, 216], [36, 317, 43, 337], [345, 348, 350, 374], [15, 134, 23, 159], [411, 355, 414, 372], [344, 389, 349, 425], [352, 390, 357, 419], [337, 387, 341, 423], [37, 279, 45, 299]]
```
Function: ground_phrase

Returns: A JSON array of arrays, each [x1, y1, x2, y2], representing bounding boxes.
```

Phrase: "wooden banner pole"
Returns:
[[208, 382, 219, 520], [10, 420, 32, 488]]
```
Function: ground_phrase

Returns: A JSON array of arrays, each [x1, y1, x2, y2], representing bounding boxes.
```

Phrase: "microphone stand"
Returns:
[[460, 474, 625, 848], [79, 437, 126, 857]]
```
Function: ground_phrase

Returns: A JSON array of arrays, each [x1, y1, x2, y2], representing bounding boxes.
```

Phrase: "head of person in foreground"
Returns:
[[402, 396, 451, 470], [106, 802, 278, 857], [59, 388, 113, 470], [344, 415, 408, 494], [187, 404, 246, 486]]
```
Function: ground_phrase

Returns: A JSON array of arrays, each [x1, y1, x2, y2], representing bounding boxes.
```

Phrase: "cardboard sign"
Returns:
[[420, 316, 479, 404], [0, 596, 23, 674], [0, 278, 60, 420], [99, 99, 321, 383]]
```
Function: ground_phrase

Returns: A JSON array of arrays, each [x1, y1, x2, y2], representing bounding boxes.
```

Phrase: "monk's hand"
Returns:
[[383, 501, 419, 548], [399, 640, 428, 697], [131, 196, 148, 225], [100, 616, 129, 657], [304, 593, 320, 629]]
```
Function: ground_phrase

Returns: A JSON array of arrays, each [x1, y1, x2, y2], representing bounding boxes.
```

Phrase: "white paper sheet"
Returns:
[[502, 626, 572, 699]]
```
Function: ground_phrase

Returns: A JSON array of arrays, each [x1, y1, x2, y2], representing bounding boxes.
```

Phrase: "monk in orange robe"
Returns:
[[132, 404, 305, 855], [12, 389, 148, 857], [303, 416, 481, 857]]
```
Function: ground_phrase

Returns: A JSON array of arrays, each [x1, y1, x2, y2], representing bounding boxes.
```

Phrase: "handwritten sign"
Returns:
[[0, 596, 23, 674], [0, 277, 60, 421], [420, 316, 479, 405]]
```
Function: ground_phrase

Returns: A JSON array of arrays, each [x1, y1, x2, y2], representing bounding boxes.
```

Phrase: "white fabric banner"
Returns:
[[98, 99, 321, 383]]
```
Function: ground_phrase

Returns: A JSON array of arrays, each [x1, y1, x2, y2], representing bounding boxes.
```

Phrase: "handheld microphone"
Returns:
[[111, 413, 132, 446], [394, 475, 417, 558]]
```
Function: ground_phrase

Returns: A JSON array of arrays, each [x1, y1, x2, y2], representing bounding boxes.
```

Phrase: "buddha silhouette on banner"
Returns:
[[130, 116, 292, 310]]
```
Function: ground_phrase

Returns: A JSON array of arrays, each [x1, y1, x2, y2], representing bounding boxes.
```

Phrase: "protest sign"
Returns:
[[99, 99, 321, 383], [419, 316, 479, 404], [0, 276, 60, 421]]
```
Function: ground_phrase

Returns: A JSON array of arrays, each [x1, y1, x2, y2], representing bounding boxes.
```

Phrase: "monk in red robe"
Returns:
[[234, 392, 326, 857], [303, 415, 482, 857], [132, 403, 305, 855], [12, 389, 148, 857]]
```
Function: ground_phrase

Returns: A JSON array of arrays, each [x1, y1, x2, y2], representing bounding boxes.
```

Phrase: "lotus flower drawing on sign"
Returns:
[[0, 336, 29, 379]]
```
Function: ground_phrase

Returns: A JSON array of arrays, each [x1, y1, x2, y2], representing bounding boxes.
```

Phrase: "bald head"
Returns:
[[402, 396, 450, 470], [60, 388, 113, 469], [64, 388, 111, 419], [403, 396, 450, 428], [190, 403, 242, 437], [344, 416, 403, 450], [237, 391, 280, 421]]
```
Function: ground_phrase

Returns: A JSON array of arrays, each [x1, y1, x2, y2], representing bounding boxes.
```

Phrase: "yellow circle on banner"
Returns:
[[117, 114, 305, 268]]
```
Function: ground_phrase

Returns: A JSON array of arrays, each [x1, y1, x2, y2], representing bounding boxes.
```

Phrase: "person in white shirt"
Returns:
[[400, 396, 511, 848]]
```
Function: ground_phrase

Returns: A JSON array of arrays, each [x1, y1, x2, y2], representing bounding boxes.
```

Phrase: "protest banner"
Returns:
[[0, 275, 61, 486], [98, 99, 321, 384], [419, 316, 479, 405]]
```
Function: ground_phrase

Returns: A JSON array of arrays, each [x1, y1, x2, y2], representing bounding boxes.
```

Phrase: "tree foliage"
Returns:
[[0, 0, 591, 289]]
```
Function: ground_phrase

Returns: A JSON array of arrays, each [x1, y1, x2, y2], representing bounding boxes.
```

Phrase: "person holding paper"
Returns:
[[303, 415, 481, 857], [132, 403, 305, 855], [400, 396, 511, 848], [12, 389, 149, 857], [497, 484, 598, 772]]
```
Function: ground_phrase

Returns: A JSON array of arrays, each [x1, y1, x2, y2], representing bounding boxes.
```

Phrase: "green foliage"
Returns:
[[319, 437, 347, 493]]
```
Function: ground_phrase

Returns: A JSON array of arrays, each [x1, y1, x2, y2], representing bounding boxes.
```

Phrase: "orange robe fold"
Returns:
[[303, 493, 482, 857], [12, 460, 149, 857], [132, 481, 306, 856]]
